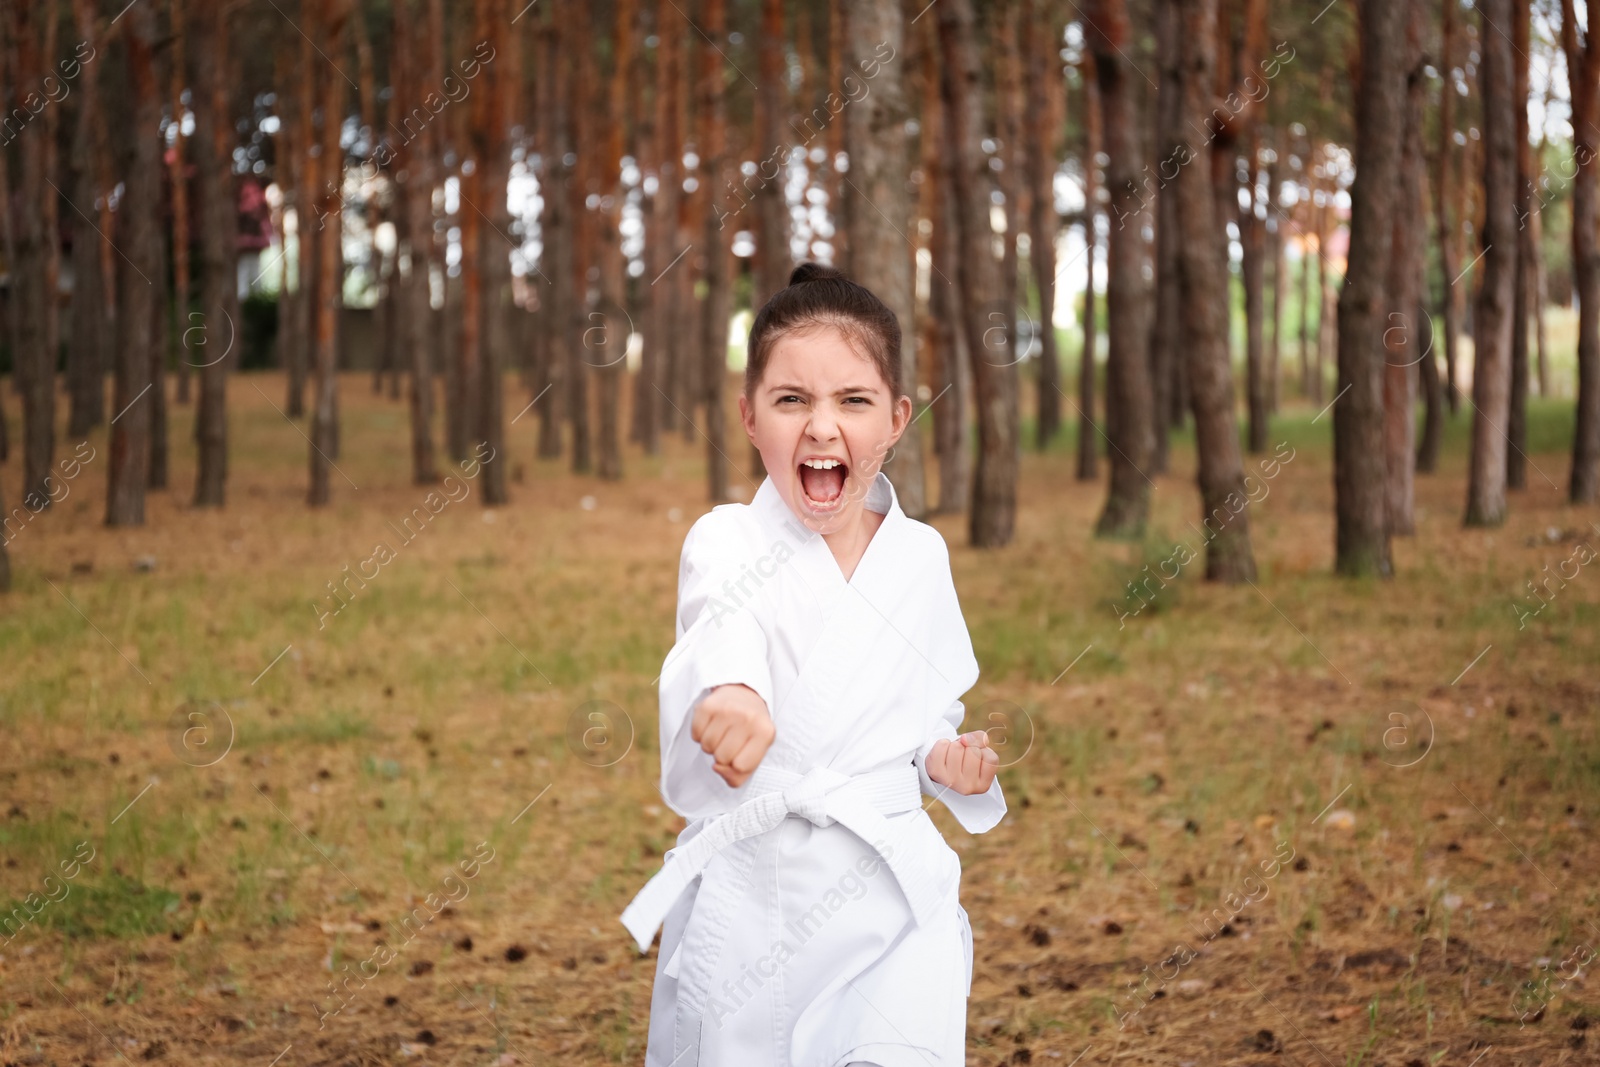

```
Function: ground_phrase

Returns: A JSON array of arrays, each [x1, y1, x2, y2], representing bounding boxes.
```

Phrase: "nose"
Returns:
[[805, 402, 840, 444]]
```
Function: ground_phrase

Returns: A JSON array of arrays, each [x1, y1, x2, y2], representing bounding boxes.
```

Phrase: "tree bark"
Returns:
[[1025, 0, 1062, 452], [66, 0, 108, 438], [392, 0, 438, 485], [1149, 0, 1182, 469], [1423, 0, 1458, 474], [1383, 0, 1426, 537], [921, 15, 971, 516], [1242, 127, 1269, 454], [288, 21, 316, 419], [308, 0, 349, 507], [1265, 128, 1286, 418], [106, 1, 161, 526], [592, 0, 631, 482], [1077, 51, 1100, 483], [169, 0, 192, 407], [940, 0, 1020, 547], [535, 4, 571, 461], [1507, 0, 1531, 491], [1565, 0, 1600, 503], [191, 0, 237, 507], [1173, 0, 1256, 582], [1466, 0, 1519, 524], [566, 7, 594, 475], [476, 0, 512, 501], [11, 2, 59, 512], [848, 0, 925, 516], [1333, 0, 1406, 575], [1087, 0, 1155, 539], [826, 0, 849, 271], [698, 0, 732, 503]]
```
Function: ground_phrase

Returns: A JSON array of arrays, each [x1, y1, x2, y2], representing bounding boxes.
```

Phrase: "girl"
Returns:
[[622, 262, 1005, 1066]]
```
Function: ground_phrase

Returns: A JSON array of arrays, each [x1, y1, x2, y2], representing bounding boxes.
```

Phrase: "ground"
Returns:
[[0, 368, 1596, 1066]]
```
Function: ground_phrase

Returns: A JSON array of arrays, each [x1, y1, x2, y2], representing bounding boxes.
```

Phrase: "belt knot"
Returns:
[[772, 765, 849, 827]]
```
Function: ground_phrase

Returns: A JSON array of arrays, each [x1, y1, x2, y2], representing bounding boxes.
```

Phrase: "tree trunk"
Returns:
[[1242, 127, 1269, 454], [535, 4, 572, 462], [1334, 0, 1406, 574], [288, 24, 315, 419], [1424, 0, 1458, 473], [593, 0, 631, 482], [148, 198, 170, 492], [698, 0, 732, 503], [1088, 0, 1155, 539], [848, 0, 925, 516], [1149, 0, 1182, 468], [11, 2, 59, 512], [480, 0, 512, 502], [191, 0, 237, 507], [921, 15, 971, 516], [1566, 0, 1600, 503], [1025, 0, 1062, 451], [66, 0, 108, 439], [169, 0, 193, 407], [566, 8, 594, 476], [476, 0, 512, 501], [826, 0, 849, 271], [1507, 0, 1531, 491], [1077, 51, 1100, 483], [940, 0, 1019, 547], [1313, 192, 1330, 405], [106, 1, 161, 527], [633, 0, 676, 457], [1417, 302, 1444, 473], [457, 36, 484, 467], [1466, 0, 1519, 524], [403, 0, 440, 485], [754, 0, 790, 310], [1300, 138, 1316, 400], [996, 0, 1023, 429], [1383, 0, 1426, 537], [308, 0, 349, 507], [1173, 0, 1256, 582], [1266, 126, 1286, 417], [1530, 156, 1550, 398]]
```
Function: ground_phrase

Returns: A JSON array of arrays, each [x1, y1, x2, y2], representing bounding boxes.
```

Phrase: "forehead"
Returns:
[[764, 325, 886, 390]]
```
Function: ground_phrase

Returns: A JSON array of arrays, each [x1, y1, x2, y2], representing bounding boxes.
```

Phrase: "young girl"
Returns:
[[621, 262, 1006, 1067]]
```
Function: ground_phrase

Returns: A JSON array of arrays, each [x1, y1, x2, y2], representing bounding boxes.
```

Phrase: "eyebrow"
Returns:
[[765, 383, 879, 396]]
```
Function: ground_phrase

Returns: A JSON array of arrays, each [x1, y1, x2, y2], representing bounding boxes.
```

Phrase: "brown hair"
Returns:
[[743, 262, 902, 398]]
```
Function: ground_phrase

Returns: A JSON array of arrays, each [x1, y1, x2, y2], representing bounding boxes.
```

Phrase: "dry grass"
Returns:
[[0, 371, 1597, 1067]]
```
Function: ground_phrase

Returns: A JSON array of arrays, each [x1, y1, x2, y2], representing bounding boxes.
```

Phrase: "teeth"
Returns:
[[802, 458, 841, 469]]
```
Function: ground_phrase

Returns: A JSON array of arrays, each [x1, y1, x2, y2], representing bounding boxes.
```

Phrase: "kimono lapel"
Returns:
[[749, 472, 912, 769]]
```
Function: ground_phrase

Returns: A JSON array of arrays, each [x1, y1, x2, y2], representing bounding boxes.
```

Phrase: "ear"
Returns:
[[887, 394, 913, 446], [738, 392, 757, 442]]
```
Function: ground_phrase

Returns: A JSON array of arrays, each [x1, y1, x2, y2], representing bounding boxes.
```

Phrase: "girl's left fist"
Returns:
[[924, 731, 999, 796]]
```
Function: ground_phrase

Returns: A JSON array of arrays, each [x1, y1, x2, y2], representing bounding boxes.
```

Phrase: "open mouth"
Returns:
[[798, 457, 847, 509]]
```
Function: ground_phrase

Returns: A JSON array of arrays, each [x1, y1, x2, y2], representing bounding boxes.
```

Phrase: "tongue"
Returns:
[[800, 464, 846, 503]]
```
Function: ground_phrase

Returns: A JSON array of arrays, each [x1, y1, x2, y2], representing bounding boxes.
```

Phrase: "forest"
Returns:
[[1, 0, 1598, 1063]]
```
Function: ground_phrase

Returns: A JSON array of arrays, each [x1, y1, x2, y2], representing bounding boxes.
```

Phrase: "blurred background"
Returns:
[[0, 0, 1597, 1063]]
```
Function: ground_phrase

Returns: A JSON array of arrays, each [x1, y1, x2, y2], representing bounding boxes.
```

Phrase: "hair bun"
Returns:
[[788, 261, 847, 286]]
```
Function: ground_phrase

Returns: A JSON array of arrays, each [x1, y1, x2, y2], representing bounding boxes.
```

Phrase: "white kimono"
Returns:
[[621, 471, 1007, 1067]]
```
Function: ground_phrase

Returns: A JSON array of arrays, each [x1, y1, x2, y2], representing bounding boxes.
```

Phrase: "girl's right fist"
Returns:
[[691, 684, 775, 788]]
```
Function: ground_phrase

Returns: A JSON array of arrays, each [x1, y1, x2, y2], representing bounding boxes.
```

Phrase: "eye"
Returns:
[[777, 394, 803, 404], [844, 396, 870, 405]]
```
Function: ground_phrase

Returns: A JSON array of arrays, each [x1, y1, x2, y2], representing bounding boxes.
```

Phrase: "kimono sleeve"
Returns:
[[656, 516, 777, 819], [907, 527, 1006, 833], [913, 701, 1008, 834]]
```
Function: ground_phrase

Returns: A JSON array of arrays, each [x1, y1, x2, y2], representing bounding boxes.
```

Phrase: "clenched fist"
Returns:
[[691, 683, 775, 788], [924, 730, 999, 796]]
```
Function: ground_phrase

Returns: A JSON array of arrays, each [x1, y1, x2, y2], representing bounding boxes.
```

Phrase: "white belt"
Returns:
[[620, 762, 943, 955]]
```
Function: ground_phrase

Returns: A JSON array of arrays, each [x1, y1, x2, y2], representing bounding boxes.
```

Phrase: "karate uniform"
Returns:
[[621, 471, 1007, 1067]]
